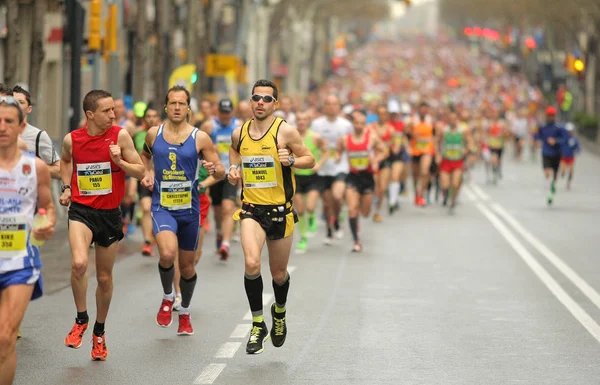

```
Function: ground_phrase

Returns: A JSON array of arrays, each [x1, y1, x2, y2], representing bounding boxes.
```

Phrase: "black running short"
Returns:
[[137, 181, 152, 199], [209, 178, 239, 206], [346, 171, 375, 195], [542, 156, 561, 174], [68, 202, 123, 247], [319, 172, 347, 191], [295, 174, 322, 194]]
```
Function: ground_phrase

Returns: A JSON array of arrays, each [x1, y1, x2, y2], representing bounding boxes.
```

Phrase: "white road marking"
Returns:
[[475, 202, 600, 343], [491, 203, 600, 311], [215, 342, 242, 358], [463, 187, 477, 201], [194, 363, 226, 384], [230, 324, 251, 338], [470, 184, 491, 201]]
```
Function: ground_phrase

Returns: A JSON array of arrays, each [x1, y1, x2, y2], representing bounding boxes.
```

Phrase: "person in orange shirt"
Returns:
[[369, 104, 397, 221], [407, 102, 436, 206]]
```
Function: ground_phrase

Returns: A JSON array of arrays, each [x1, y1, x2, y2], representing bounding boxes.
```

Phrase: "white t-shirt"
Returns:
[[310, 116, 353, 176], [20, 124, 59, 165]]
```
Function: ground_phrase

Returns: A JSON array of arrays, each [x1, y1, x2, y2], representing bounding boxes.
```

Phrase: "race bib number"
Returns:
[[160, 181, 192, 210], [444, 148, 462, 160], [0, 215, 28, 259], [394, 134, 403, 146], [349, 151, 370, 170], [76, 162, 112, 196], [416, 138, 430, 150], [216, 135, 231, 154], [242, 155, 277, 188]]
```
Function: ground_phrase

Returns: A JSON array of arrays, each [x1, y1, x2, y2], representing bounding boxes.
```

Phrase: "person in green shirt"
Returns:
[[292, 111, 328, 253], [436, 111, 474, 214]]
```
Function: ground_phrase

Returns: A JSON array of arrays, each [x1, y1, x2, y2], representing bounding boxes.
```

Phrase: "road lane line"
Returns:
[[470, 184, 491, 201], [215, 342, 242, 358], [230, 324, 251, 338], [475, 203, 600, 343], [194, 364, 226, 384], [463, 187, 477, 201], [491, 203, 600, 311]]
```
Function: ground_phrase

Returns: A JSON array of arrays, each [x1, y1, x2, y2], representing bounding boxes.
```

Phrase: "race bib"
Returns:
[[489, 137, 503, 148], [416, 138, 430, 150], [160, 181, 192, 210], [242, 155, 277, 188], [394, 134, 403, 146], [216, 135, 231, 154], [349, 151, 370, 170], [329, 148, 337, 159], [0, 215, 28, 259], [444, 148, 462, 160], [76, 162, 112, 196]]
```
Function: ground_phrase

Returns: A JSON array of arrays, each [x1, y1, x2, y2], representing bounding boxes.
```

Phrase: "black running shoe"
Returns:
[[246, 322, 269, 354], [270, 303, 287, 348]]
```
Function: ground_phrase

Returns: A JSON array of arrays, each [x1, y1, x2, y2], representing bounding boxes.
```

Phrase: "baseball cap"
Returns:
[[218, 99, 234, 113], [545, 106, 557, 115]]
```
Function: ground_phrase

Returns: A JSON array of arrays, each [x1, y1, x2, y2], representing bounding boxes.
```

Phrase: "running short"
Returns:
[[199, 193, 210, 227], [0, 267, 43, 300], [543, 156, 561, 173], [138, 181, 152, 199], [561, 157, 575, 165], [152, 209, 199, 251], [68, 202, 123, 247], [346, 171, 375, 195], [440, 159, 464, 173], [209, 178, 239, 206], [319, 172, 347, 191], [237, 202, 298, 240], [295, 174, 322, 194], [490, 148, 503, 158]]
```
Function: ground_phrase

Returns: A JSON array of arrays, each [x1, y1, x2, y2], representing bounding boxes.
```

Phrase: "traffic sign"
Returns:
[[205, 54, 240, 77]]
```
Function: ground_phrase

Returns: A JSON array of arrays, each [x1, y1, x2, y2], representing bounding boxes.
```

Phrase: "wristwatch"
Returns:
[[229, 165, 240, 172], [61, 185, 71, 193], [288, 156, 295, 167]]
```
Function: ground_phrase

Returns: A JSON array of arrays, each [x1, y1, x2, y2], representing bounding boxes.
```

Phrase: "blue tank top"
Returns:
[[210, 118, 237, 169], [151, 125, 200, 214]]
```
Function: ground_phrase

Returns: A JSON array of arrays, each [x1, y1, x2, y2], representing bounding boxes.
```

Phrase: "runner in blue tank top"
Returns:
[[141, 86, 225, 336], [200, 98, 241, 260]]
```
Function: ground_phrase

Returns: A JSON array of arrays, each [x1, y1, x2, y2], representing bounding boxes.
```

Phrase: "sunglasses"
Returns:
[[0, 96, 19, 107], [251, 94, 276, 103]]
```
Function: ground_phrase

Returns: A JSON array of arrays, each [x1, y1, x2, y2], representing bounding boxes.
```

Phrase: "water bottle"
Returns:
[[30, 208, 50, 247]]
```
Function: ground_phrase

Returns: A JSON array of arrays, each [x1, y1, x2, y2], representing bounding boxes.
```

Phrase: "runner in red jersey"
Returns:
[[336, 110, 386, 253], [59, 90, 146, 361]]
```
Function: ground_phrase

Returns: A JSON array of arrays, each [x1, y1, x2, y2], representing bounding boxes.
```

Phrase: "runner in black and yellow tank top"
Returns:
[[228, 79, 315, 355]]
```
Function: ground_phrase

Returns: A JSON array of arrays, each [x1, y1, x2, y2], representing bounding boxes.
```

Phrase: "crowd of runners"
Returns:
[[0, 35, 584, 384]]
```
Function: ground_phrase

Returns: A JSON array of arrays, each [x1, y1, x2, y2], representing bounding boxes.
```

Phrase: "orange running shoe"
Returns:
[[65, 322, 88, 349], [91, 334, 108, 361], [373, 214, 383, 223], [141, 243, 153, 257]]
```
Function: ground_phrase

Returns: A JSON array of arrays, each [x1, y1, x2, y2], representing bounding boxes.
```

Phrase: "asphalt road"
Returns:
[[14, 145, 600, 385]]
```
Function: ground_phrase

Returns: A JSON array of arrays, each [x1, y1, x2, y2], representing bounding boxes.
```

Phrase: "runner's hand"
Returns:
[[141, 172, 154, 191], [228, 167, 241, 185], [59, 189, 71, 207], [278, 144, 291, 166], [32, 223, 55, 241], [109, 141, 122, 165], [202, 160, 216, 175]]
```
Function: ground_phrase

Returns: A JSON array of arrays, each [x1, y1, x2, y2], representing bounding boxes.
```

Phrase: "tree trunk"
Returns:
[[152, 0, 168, 101], [29, 0, 47, 107], [133, 0, 147, 102], [4, 0, 20, 86]]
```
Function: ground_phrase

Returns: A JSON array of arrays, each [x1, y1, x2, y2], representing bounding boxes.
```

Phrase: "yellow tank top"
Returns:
[[237, 117, 295, 205]]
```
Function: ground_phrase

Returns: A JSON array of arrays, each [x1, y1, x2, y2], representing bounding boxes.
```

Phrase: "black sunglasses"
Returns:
[[251, 94, 276, 103]]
